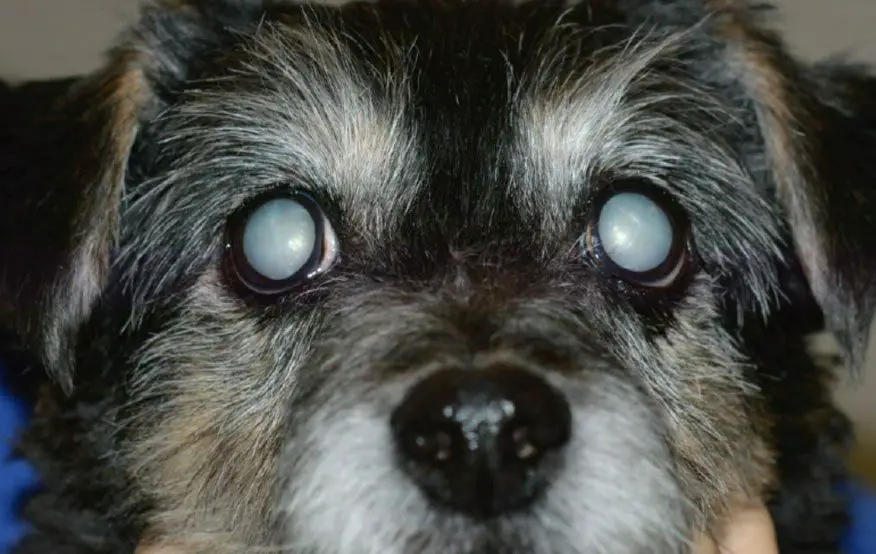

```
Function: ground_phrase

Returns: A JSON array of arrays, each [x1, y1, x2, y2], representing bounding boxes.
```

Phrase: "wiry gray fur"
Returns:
[[107, 7, 793, 553], [4, 1, 874, 553]]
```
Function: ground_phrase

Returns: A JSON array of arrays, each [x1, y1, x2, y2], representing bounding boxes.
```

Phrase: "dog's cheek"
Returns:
[[623, 283, 776, 528], [122, 271, 307, 552]]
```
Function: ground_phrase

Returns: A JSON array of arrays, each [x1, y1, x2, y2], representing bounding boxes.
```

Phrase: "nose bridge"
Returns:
[[442, 244, 543, 307], [446, 249, 474, 297], [439, 274, 515, 357], [420, 262, 574, 375]]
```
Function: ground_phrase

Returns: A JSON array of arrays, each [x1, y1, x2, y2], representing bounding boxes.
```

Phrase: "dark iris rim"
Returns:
[[225, 190, 326, 296], [586, 180, 693, 288]]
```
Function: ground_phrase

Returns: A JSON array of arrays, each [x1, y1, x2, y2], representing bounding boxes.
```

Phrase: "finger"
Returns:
[[692, 530, 720, 554], [716, 502, 779, 554]]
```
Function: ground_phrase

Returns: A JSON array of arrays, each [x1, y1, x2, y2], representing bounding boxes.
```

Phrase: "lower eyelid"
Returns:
[[637, 252, 687, 289], [314, 215, 340, 275]]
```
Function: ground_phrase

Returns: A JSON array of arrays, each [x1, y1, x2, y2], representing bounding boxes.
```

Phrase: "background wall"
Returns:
[[1, 0, 874, 481]]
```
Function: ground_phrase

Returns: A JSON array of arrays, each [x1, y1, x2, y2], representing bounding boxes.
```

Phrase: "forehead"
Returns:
[[123, 0, 780, 303], [136, 1, 647, 232]]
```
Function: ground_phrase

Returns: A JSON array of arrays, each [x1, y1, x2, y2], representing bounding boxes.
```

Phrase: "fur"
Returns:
[[1, 1, 875, 553]]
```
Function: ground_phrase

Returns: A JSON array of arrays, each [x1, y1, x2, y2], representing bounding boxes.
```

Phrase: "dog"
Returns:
[[1, 0, 875, 552]]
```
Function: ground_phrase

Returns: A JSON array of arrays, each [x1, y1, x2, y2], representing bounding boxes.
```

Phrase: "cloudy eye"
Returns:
[[584, 187, 689, 288], [227, 192, 338, 295]]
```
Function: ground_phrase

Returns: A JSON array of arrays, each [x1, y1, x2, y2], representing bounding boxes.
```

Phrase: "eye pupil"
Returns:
[[242, 198, 319, 281], [597, 192, 674, 274], [585, 185, 691, 289], [227, 192, 338, 296]]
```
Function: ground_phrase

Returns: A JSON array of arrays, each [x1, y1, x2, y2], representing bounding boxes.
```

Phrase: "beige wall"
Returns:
[[1, 0, 875, 480]]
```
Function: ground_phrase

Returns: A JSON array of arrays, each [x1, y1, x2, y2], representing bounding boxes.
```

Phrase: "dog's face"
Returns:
[[2, 1, 876, 553]]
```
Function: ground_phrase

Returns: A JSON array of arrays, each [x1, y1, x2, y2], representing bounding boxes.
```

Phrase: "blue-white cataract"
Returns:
[[597, 192, 673, 273], [243, 198, 317, 281]]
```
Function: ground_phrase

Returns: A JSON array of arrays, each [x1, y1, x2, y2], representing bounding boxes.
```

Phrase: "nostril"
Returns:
[[422, 429, 455, 463], [509, 424, 541, 461], [505, 406, 572, 463], [390, 366, 572, 518], [399, 422, 458, 465]]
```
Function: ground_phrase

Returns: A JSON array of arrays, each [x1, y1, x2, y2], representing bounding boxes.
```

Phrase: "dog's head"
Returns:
[[2, 0, 876, 552]]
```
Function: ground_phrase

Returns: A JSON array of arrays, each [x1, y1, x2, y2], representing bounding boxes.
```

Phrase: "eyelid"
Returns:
[[313, 212, 340, 276]]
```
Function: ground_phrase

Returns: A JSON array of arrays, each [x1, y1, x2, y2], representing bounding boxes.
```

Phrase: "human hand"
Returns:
[[693, 501, 779, 554]]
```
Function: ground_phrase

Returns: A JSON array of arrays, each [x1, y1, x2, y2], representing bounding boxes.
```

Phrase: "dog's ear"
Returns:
[[0, 1, 242, 390], [709, 8, 876, 371], [0, 70, 142, 392], [803, 64, 876, 371]]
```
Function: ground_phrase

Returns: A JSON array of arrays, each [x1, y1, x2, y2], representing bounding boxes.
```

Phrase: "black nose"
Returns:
[[390, 366, 572, 518]]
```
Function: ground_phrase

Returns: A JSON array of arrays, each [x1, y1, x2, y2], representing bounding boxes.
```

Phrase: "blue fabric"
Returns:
[[843, 481, 876, 554], [0, 358, 874, 553], [0, 358, 40, 553]]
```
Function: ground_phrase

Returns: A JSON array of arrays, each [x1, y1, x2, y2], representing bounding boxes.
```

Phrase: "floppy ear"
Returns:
[[0, 68, 144, 392], [0, 1, 238, 390], [802, 64, 876, 370], [709, 6, 876, 371]]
